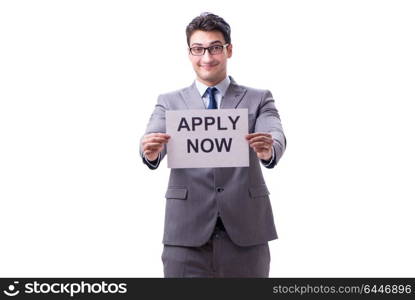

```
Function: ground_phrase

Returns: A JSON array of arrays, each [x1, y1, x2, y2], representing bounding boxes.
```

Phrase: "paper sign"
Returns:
[[166, 109, 249, 168]]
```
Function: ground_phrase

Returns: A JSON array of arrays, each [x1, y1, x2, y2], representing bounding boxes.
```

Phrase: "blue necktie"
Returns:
[[206, 87, 218, 109]]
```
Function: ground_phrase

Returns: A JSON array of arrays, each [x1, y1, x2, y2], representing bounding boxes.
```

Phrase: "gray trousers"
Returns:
[[161, 223, 270, 278]]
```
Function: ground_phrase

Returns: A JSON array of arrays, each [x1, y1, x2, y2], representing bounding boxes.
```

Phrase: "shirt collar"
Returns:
[[195, 76, 231, 97]]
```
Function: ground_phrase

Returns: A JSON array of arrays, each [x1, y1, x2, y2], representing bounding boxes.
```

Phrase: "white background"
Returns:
[[1, 0, 414, 277]]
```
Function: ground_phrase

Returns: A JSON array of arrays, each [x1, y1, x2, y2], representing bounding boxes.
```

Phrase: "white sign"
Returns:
[[166, 109, 249, 168]]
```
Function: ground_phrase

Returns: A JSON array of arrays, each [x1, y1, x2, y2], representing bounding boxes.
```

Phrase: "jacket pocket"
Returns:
[[165, 187, 188, 200], [248, 184, 270, 198]]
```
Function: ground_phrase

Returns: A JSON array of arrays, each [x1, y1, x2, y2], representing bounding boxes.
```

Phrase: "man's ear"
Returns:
[[227, 44, 233, 58], [187, 46, 192, 60]]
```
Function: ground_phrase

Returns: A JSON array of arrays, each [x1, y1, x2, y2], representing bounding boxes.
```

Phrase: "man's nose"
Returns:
[[201, 50, 214, 62]]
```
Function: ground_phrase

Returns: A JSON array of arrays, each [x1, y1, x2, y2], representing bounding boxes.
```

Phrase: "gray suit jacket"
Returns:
[[140, 77, 286, 247]]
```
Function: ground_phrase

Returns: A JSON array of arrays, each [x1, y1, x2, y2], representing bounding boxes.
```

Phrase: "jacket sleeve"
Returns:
[[255, 90, 286, 169], [139, 95, 168, 170]]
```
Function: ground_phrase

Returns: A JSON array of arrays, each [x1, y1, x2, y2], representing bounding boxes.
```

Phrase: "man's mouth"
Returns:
[[200, 64, 217, 70]]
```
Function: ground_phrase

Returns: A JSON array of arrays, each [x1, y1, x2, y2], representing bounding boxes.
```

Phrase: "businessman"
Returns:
[[140, 13, 286, 277]]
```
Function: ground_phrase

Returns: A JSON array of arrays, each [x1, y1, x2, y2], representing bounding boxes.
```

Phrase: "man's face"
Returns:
[[188, 30, 232, 86]]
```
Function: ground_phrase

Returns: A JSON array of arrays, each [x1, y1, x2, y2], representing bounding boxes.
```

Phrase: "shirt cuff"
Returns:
[[261, 146, 275, 167], [143, 153, 161, 169]]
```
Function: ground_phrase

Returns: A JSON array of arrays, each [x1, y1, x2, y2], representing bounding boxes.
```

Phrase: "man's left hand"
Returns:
[[245, 132, 274, 161]]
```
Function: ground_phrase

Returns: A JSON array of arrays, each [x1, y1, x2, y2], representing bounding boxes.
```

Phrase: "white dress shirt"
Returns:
[[195, 76, 231, 109]]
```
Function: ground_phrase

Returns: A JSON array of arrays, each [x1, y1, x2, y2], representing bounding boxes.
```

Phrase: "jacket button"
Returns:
[[216, 187, 224, 193]]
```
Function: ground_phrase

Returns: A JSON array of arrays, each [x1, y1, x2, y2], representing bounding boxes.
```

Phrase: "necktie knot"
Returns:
[[207, 86, 217, 95], [206, 87, 218, 109]]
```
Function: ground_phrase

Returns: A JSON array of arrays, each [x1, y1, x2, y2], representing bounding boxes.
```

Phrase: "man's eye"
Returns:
[[211, 46, 222, 51], [192, 47, 204, 53]]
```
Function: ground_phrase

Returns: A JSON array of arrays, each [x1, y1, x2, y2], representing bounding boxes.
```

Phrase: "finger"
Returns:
[[154, 133, 170, 139], [143, 143, 163, 151], [143, 142, 163, 149], [143, 137, 170, 144], [253, 147, 269, 153], [248, 139, 273, 148], [143, 150, 156, 156], [146, 133, 170, 139], [247, 136, 273, 144], [249, 142, 271, 148], [248, 134, 272, 140], [143, 134, 170, 141], [143, 133, 170, 142], [245, 132, 272, 140], [143, 151, 160, 161], [252, 147, 271, 154], [142, 137, 170, 147], [144, 148, 161, 154]]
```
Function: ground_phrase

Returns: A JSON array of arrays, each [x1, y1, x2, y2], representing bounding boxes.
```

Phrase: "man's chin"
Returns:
[[196, 73, 220, 84]]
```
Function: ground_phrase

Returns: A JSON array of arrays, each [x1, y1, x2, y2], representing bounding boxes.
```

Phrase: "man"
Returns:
[[140, 12, 286, 277]]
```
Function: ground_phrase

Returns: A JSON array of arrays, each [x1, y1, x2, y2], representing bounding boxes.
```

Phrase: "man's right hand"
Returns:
[[141, 133, 170, 161]]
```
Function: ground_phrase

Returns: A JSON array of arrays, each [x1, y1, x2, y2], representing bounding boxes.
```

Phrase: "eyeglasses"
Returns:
[[189, 44, 229, 56]]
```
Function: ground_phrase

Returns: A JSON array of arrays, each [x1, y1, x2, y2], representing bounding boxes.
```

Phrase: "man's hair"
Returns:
[[186, 12, 231, 46]]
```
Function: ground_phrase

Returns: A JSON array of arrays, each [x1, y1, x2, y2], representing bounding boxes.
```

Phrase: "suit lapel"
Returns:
[[221, 76, 247, 109], [180, 82, 206, 109]]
